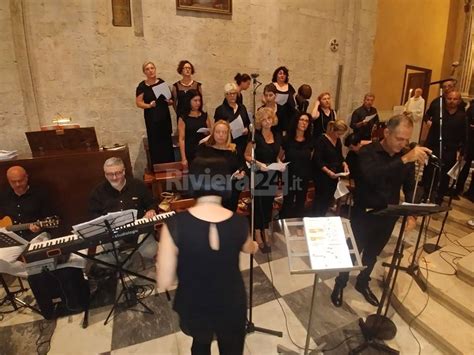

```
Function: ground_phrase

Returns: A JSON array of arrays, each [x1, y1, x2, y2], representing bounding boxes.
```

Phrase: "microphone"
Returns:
[[408, 142, 440, 161]]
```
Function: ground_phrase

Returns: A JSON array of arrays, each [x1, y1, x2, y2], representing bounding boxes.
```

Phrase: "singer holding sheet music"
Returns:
[[311, 120, 349, 217], [136, 61, 174, 165], [271, 66, 296, 134], [214, 83, 250, 161], [331, 114, 430, 307], [245, 108, 284, 252], [350, 93, 379, 141], [177, 90, 211, 169], [196, 120, 245, 211]]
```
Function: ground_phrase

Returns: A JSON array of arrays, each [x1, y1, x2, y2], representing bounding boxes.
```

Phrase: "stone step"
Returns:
[[456, 239, 474, 287], [390, 263, 473, 355], [412, 233, 474, 324]]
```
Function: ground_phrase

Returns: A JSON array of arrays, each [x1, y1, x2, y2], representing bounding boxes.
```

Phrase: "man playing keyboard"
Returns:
[[88, 157, 157, 261]]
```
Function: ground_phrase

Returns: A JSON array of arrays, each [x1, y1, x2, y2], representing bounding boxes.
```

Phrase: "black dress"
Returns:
[[254, 129, 282, 230], [312, 107, 335, 141], [182, 113, 208, 163], [214, 100, 250, 162], [195, 144, 244, 211], [274, 83, 296, 133], [172, 81, 202, 120], [312, 135, 344, 216], [281, 136, 313, 218], [166, 211, 248, 352], [136, 79, 174, 164]]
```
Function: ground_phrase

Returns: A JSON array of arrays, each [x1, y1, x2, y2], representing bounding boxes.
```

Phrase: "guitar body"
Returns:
[[0, 216, 14, 229]]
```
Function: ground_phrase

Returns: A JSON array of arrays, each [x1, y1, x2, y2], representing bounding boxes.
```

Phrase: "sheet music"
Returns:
[[334, 180, 350, 199], [72, 209, 137, 238], [152, 82, 172, 100], [447, 160, 465, 180], [266, 162, 289, 171], [229, 115, 245, 139], [275, 93, 289, 106], [196, 127, 209, 134], [303, 217, 353, 270], [363, 113, 377, 123]]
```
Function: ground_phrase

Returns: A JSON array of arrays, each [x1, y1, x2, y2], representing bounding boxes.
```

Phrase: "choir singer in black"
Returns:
[[331, 113, 431, 307]]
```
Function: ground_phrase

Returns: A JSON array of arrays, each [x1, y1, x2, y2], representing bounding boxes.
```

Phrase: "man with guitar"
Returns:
[[0, 166, 54, 241]]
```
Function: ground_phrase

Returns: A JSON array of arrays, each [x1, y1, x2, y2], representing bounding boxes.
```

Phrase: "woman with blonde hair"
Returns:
[[245, 107, 285, 252], [196, 120, 245, 211], [312, 119, 349, 216], [311, 91, 336, 141], [136, 61, 174, 164]]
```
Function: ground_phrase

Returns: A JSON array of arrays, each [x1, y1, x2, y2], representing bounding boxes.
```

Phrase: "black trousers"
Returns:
[[423, 150, 457, 202], [254, 171, 278, 230], [312, 174, 337, 217], [281, 176, 309, 218], [145, 117, 175, 164], [180, 314, 246, 355], [455, 155, 473, 194], [335, 208, 397, 288]]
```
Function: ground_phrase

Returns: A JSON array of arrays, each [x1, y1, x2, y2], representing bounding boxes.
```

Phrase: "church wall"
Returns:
[[1, 0, 377, 174], [370, 0, 466, 111]]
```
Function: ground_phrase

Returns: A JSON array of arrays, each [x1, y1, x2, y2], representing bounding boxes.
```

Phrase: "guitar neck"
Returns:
[[7, 223, 32, 232]]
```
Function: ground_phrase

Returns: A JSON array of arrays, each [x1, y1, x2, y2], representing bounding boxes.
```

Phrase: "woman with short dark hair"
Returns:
[[172, 60, 203, 120], [157, 156, 258, 355], [271, 66, 296, 134], [178, 90, 211, 169], [234, 73, 251, 105]]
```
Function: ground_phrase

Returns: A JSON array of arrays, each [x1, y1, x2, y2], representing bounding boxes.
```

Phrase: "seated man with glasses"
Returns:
[[89, 157, 156, 220], [88, 157, 157, 266]]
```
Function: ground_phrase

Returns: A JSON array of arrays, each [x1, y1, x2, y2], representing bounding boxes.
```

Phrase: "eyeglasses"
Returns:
[[299, 118, 310, 123], [183, 66, 192, 70], [226, 92, 238, 96], [105, 170, 125, 178]]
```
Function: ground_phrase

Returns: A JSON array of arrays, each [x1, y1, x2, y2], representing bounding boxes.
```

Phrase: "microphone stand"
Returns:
[[246, 123, 282, 338], [424, 159, 460, 254]]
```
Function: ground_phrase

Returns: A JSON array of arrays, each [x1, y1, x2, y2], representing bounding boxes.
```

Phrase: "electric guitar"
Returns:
[[0, 216, 60, 233]]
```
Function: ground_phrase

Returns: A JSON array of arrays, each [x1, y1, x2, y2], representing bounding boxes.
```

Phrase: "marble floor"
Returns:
[[1, 197, 471, 355]]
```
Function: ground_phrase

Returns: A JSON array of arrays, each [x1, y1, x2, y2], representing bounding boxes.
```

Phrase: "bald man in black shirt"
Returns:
[[331, 114, 430, 307]]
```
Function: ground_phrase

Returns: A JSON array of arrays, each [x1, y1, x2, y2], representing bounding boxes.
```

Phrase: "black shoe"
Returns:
[[331, 284, 344, 307], [354, 284, 379, 306]]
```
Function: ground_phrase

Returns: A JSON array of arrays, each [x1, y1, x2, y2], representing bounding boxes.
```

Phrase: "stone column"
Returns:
[[458, 2, 473, 95], [9, 0, 40, 130]]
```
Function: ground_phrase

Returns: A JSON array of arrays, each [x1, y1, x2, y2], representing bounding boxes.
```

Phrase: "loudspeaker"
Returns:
[[28, 267, 89, 320]]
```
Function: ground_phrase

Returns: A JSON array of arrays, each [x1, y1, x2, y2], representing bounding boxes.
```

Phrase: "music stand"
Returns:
[[350, 204, 448, 354], [72, 210, 154, 325], [274, 217, 364, 355]]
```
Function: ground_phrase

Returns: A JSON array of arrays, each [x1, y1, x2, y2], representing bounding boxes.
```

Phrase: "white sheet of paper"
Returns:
[[199, 135, 211, 144], [275, 93, 289, 106], [152, 82, 172, 100], [334, 180, 350, 199], [303, 217, 353, 270], [197, 127, 209, 134], [266, 162, 289, 171], [363, 113, 377, 123], [447, 160, 465, 180], [229, 115, 245, 139], [334, 172, 349, 178]]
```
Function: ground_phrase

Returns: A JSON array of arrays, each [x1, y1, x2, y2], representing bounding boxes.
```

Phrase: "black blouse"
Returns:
[[255, 129, 282, 164], [313, 107, 336, 140], [312, 135, 344, 175], [282, 136, 313, 179]]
